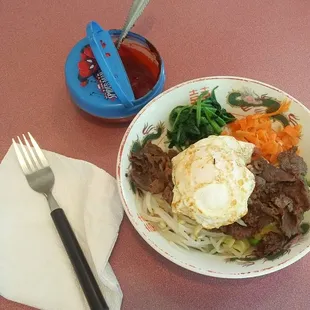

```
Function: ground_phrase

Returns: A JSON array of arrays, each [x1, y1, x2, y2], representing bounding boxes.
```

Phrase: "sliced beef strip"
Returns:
[[130, 170, 154, 192], [258, 180, 309, 240], [249, 158, 295, 182], [130, 141, 174, 201], [252, 158, 267, 173], [261, 165, 295, 182], [281, 209, 300, 238], [242, 201, 274, 230], [168, 149, 179, 159], [278, 146, 307, 176], [148, 178, 166, 194], [219, 223, 257, 240], [143, 142, 167, 156], [257, 215, 275, 230], [254, 176, 266, 191], [255, 232, 285, 257], [272, 194, 294, 211], [242, 201, 263, 227], [260, 203, 280, 218], [280, 179, 310, 214], [162, 184, 174, 205]]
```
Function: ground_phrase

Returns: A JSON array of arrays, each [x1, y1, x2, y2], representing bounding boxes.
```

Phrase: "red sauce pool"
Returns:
[[118, 44, 160, 99]]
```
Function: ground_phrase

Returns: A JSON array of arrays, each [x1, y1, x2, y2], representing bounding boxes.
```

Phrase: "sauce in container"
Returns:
[[118, 43, 159, 99]]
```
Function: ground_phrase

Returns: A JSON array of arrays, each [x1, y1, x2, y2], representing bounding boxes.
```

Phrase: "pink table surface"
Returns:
[[1, 1, 310, 309]]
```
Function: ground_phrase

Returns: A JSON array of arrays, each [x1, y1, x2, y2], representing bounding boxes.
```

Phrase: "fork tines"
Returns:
[[12, 133, 49, 175]]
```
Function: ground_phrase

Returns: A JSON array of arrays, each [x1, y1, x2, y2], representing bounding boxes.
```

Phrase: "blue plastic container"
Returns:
[[65, 22, 165, 122]]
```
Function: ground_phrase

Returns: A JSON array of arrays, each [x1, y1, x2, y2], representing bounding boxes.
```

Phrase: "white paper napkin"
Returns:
[[0, 145, 124, 310]]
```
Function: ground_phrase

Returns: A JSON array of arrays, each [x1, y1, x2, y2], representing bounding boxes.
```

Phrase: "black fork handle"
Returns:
[[51, 208, 109, 310]]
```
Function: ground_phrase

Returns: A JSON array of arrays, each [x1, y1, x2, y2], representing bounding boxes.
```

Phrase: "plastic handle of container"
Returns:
[[86, 22, 134, 108]]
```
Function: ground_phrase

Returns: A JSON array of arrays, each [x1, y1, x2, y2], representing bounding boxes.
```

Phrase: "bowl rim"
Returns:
[[116, 75, 310, 278]]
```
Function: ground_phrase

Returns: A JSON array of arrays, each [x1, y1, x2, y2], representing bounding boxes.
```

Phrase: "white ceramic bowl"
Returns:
[[116, 76, 310, 278]]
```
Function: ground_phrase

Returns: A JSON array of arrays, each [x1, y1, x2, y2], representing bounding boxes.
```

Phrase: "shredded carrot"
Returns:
[[222, 100, 301, 164]]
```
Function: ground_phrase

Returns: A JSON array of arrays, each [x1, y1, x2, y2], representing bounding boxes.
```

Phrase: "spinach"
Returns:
[[167, 87, 236, 150]]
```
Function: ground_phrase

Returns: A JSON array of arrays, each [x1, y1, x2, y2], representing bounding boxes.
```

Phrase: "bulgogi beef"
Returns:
[[256, 232, 286, 257], [220, 147, 310, 257], [219, 223, 256, 240], [129, 142, 176, 204], [278, 146, 307, 176]]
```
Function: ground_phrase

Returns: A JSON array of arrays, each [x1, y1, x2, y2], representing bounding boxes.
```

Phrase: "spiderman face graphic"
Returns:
[[77, 43, 118, 101], [77, 44, 100, 86]]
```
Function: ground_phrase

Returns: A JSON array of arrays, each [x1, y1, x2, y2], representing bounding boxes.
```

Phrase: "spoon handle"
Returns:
[[116, 0, 150, 49]]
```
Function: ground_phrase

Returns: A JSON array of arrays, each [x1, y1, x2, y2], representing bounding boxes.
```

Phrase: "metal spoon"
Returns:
[[116, 0, 150, 50]]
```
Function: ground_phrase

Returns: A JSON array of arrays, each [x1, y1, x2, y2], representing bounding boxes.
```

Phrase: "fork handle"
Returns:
[[51, 208, 109, 310]]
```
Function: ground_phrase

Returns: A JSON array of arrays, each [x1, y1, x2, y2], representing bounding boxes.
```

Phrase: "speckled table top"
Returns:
[[1, 1, 310, 309]]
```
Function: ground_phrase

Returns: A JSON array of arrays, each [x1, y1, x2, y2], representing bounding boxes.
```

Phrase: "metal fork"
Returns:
[[13, 133, 109, 310]]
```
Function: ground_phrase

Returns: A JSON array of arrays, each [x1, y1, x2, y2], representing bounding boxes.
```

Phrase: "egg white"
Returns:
[[171, 136, 255, 229]]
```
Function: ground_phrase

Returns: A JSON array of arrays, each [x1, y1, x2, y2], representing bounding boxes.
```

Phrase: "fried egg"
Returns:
[[171, 136, 255, 229]]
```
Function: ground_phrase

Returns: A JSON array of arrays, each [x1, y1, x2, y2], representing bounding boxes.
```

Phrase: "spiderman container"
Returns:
[[65, 21, 165, 122]]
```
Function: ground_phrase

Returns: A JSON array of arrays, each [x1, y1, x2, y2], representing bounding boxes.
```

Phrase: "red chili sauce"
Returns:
[[117, 44, 160, 99]]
